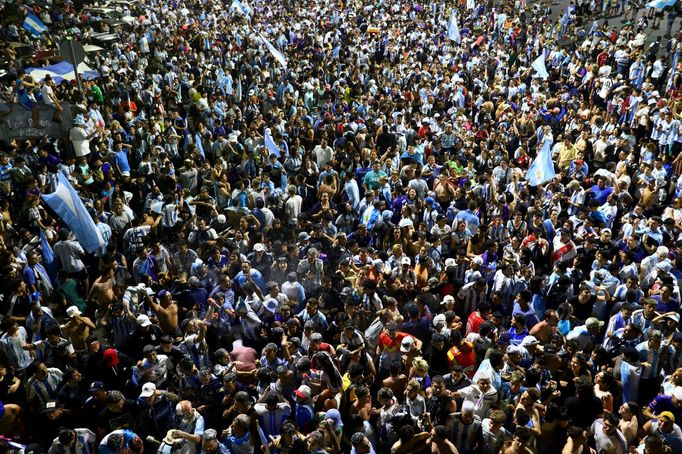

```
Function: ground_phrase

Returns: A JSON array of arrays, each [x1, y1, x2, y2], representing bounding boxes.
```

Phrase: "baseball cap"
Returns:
[[103, 349, 120, 367], [253, 243, 265, 252], [507, 345, 521, 355], [520, 335, 539, 347], [89, 381, 105, 392], [441, 295, 455, 305], [444, 258, 456, 267], [139, 382, 157, 398], [585, 317, 604, 329], [433, 314, 446, 327], [401, 257, 411, 266], [294, 385, 311, 400], [664, 313, 681, 323], [66, 306, 82, 318], [400, 337, 415, 353], [136, 314, 152, 327], [660, 411, 675, 422]]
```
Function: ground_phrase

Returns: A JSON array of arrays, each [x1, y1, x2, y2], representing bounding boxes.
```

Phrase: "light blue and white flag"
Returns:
[[41, 173, 105, 254], [527, 139, 556, 186], [645, 0, 677, 9], [236, 75, 242, 103], [260, 34, 288, 68], [447, 10, 461, 44], [26, 61, 100, 84], [264, 128, 280, 157], [231, 0, 252, 15], [531, 52, 549, 80], [40, 230, 57, 285], [23, 12, 47, 37]]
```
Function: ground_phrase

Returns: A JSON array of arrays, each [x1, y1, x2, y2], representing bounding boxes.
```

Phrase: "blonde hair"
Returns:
[[413, 357, 428, 374]]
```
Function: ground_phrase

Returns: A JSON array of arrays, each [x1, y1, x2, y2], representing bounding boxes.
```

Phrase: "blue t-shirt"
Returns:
[[647, 394, 682, 422]]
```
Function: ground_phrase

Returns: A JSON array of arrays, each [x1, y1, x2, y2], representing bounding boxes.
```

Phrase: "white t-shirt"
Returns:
[[41, 84, 56, 107], [590, 419, 627, 454], [70, 126, 90, 157]]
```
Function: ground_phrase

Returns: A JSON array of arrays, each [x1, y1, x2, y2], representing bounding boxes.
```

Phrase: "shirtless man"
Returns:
[[501, 427, 534, 454], [562, 426, 592, 454], [529, 309, 560, 343], [61, 306, 96, 351], [147, 290, 179, 335], [428, 425, 458, 454], [88, 266, 116, 311]]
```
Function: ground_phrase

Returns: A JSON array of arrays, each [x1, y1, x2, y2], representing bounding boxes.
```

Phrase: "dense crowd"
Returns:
[[2, 0, 682, 453]]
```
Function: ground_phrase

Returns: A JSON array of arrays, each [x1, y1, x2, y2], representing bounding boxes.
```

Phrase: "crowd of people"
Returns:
[[2, 0, 682, 453]]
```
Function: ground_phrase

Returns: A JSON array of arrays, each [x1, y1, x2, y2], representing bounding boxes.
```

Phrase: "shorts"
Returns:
[[19, 99, 35, 111], [70, 268, 89, 281]]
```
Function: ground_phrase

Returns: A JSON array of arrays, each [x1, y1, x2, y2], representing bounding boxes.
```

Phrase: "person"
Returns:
[[5, 1, 682, 453], [48, 428, 96, 454], [589, 412, 628, 454], [40, 74, 63, 123]]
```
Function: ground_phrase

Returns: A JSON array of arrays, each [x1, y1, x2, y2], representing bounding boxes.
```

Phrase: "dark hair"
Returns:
[[489, 350, 504, 369]]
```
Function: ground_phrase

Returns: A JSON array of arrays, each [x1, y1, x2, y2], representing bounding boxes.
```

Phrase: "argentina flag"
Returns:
[[41, 173, 105, 254], [23, 12, 48, 37], [645, 0, 677, 8], [447, 10, 461, 44], [260, 34, 288, 69], [264, 128, 281, 157], [232, 0, 253, 15], [527, 139, 556, 187]]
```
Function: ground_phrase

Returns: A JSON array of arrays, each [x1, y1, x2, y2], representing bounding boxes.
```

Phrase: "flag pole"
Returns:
[[67, 37, 84, 92]]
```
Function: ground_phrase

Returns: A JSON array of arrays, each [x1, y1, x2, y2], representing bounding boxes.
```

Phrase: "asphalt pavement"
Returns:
[[547, 1, 680, 49]]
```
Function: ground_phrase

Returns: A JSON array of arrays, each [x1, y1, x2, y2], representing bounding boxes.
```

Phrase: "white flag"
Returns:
[[531, 52, 549, 80], [260, 34, 288, 69], [447, 10, 460, 44]]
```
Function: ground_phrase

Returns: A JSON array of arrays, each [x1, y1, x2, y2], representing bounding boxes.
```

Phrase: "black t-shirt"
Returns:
[[568, 294, 597, 322], [564, 395, 604, 429], [97, 400, 139, 433]]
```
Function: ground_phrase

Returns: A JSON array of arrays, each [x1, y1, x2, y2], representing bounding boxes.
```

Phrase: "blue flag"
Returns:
[[41, 173, 105, 254], [527, 139, 556, 186], [23, 12, 47, 37], [447, 10, 461, 44], [264, 128, 281, 157], [195, 132, 205, 158], [40, 230, 57, 285]]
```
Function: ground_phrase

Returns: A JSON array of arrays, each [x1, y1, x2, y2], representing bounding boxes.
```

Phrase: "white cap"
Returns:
[[140, 382, 156, 398], [263, 299, 278, 314], [253, 243, 265, 252], [400, 337, 415, 353], [66, 306, 82, 318], [217, 214, 226, 224], [521, 335, 539, 346], [401, 257, 411, 266], [433, 314, 446, 327], [444, 258, 456, 267], [441, 295, 455, 305], [472, 256, 483, 266], [136, 314, 152, 327]]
